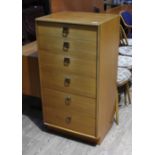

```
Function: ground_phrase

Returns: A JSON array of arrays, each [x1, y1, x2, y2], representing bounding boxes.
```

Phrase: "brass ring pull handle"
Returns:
[[64, 58, 70, 66], [63, 42, 70, 51], [62, 27, 69, 37], [65, 96, 71, 105], [65, 116, 72, 124], [64, 77, 71, 87]]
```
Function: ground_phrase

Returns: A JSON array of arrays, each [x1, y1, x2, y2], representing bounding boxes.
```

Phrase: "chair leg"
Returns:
[[124, 86, 127, 105], [115, 87, 119, 125], [126, 82, 131, 104]]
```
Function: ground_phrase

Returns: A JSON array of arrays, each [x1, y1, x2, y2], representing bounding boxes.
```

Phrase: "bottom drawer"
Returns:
[[42, 88, 96, 136]]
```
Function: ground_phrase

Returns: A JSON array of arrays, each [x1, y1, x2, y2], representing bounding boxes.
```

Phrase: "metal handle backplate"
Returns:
[[62, 27, 69, 37], [64, 58, 70, 66], [63, 42, 70, 51], [64, 77, 71, 87], [65, 96, 71, 105]]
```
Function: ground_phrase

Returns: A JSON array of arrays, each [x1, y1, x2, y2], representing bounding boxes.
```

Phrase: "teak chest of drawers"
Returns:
[[36, 12, 119, 144]]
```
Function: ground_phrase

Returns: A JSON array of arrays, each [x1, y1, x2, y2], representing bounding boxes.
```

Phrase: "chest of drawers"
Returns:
[[36, 12, 119, 144]]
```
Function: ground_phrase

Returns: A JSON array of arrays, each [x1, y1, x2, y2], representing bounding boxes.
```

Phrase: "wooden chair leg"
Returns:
[[124, 86, 127, 105], [115, 87, 119, 125], [126, 82, 131, 104]]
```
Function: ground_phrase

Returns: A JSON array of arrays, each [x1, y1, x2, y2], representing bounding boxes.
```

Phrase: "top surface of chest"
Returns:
[[36, 12, 119, 26]]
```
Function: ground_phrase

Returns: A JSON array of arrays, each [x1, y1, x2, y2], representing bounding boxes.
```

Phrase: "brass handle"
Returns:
[[62, 27, 69, 37], [64, 58, 70, 66], [65, 96, 71, 105], [64, 77, 71, 87], [65, 116, 72, 124], [63, 42, 70, 51]]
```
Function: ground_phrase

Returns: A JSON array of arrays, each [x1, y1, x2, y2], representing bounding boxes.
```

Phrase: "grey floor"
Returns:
[[22, 95, 132, 155]]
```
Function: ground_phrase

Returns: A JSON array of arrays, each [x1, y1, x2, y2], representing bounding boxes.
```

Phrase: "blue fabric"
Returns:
[[112, 0, 132, 4], [121, 11, 132, 26]]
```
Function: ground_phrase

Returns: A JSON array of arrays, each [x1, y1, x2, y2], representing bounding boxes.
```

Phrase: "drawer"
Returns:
[[37, 22, 97, 42], [40, 69, 96, 98], [42, 88, 96, 136], [38, 36, 96, 61], [39, 52, 96, 78]]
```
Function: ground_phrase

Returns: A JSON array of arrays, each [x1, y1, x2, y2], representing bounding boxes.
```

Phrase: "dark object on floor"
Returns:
[[22, 95, 42, 114]]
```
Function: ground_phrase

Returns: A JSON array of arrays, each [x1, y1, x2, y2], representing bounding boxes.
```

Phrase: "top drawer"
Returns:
[[36, 22, 97, 42]]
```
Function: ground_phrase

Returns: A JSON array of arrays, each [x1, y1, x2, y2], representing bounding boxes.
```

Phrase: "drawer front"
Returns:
[[39, 52, 96, 78], [38, 36, 96, 61], [40, 69, 96, 98], [42, 88, 96, 136], [37, 22, 97, 41]]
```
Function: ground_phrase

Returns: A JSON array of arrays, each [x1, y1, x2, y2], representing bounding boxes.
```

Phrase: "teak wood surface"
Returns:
[[36, 12, 119, 143], [43, 88, 96, 136], [22, 41, 41, 97], [50, 0, 104, 13]]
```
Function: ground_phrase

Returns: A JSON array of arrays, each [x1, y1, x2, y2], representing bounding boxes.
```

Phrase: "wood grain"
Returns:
[[22, 41, 41, 97], [44, 108, 96, 136], [41, 69, 96, 98], [22, 41, 37, 56], [50, 0, 104, 13], [39, 52, 96, 78], [96, 16, 120, 142], [42, 88, 96, 136], [37, 36, 97, 61], [36, 12, 119, 26], [42, 88, 96, 117], [36, 12, 120, 144], [37, 22, 97, 41]]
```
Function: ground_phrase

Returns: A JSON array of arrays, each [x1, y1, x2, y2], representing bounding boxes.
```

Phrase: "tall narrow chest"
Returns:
[[36, 12, 119, 143]]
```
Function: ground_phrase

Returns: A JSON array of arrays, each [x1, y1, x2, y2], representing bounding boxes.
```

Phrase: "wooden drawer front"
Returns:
[[40, 69, 96, 98], [38, 36, 96, 61], [39, 52, 96, 78], [42, 88, 96, 135], [37, 22, 97, 42]]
